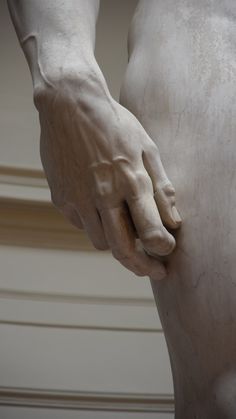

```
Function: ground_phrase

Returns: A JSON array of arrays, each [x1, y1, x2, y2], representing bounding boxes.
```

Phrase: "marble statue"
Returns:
[[8, 1, 236, 417]]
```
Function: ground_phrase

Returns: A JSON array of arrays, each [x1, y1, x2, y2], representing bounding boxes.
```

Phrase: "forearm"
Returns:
[[7, 0, 103, 92]]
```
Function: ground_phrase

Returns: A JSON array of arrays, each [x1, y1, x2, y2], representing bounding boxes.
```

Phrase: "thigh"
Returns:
[[121, 0, 236, 394]]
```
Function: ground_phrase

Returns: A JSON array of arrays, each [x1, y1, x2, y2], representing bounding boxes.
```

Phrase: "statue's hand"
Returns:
[[35, 71, 181, 280]]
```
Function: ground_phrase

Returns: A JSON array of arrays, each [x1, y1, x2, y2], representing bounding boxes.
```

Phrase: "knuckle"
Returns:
[[159, 236, 175, 255], [135, 170, 151, 187], [143, 228, 175, 255], [156, 181, 176, 205], [125, 173, 138, 195], [127, 170, 152, 196], [90, 162, 114, 200], [161, 182, 176, 197], [93, 182, 113, 201]]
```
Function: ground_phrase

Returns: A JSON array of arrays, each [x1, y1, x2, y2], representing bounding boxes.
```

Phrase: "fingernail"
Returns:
[[172, 206, 182, 224]]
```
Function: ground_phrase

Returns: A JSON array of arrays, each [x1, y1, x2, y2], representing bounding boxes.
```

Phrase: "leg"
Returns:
[[121, 1, 236, 417]]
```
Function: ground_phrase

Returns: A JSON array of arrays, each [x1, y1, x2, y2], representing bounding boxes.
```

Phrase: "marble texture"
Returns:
[[120, 1, 236, 418], [8, 0, 181, 282], [8, 0, 236, 417]]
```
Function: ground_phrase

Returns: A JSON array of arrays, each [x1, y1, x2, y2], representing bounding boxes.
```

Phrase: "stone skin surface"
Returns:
[[8, 0, 181, 281], [8, 0, 236, 417], [121, 1, 236, 417]]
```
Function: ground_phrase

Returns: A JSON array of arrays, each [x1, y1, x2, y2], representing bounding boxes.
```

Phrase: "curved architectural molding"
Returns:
[[0, 164, 161, 331], [0, 320, 161, 333], [0, 165, 46, 188], [0, 198, 93, 250], [0, 288, 161, 332], [0, 165, 95, 249], [0, 165, 94, 249], [0, 288, 154, 307], [0, 387, 174, 413]]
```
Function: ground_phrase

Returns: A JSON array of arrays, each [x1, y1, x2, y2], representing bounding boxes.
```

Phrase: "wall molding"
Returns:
[[0, 165, 94, 249], [0, 387, 175, 413], [0, 165, 47, 188], [0, 198, 93, 250], [0, 320, 161, 333], [0, 288, 154, 307], [0, 289, 161, 333], [0, 166, 161, 332]]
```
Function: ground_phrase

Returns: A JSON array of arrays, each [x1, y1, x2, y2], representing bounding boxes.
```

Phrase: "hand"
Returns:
[[35, 70, 181, 280]]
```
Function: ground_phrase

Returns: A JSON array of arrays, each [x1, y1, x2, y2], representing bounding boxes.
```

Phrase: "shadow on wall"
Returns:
[[96, 0, 138, 100]]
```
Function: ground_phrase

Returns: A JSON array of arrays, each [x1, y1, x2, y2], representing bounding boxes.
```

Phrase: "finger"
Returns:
[[124, 169, 175, 256], [59, 202, 84, 229], [127, 193, 176, 257], [99, 204, 167, 280], [80, 208, 109, 250], [142, 147, 182, 229]]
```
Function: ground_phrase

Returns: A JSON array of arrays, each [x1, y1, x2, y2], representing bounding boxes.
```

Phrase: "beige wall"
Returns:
[[0, 1, 174, 417]]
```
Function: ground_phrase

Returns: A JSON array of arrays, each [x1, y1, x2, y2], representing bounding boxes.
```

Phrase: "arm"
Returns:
[[8, 0, 181, 279], [7, 0, 100, 92]]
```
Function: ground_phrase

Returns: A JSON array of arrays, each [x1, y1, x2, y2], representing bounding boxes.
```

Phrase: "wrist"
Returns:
[[33, 59, 112, 111]]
